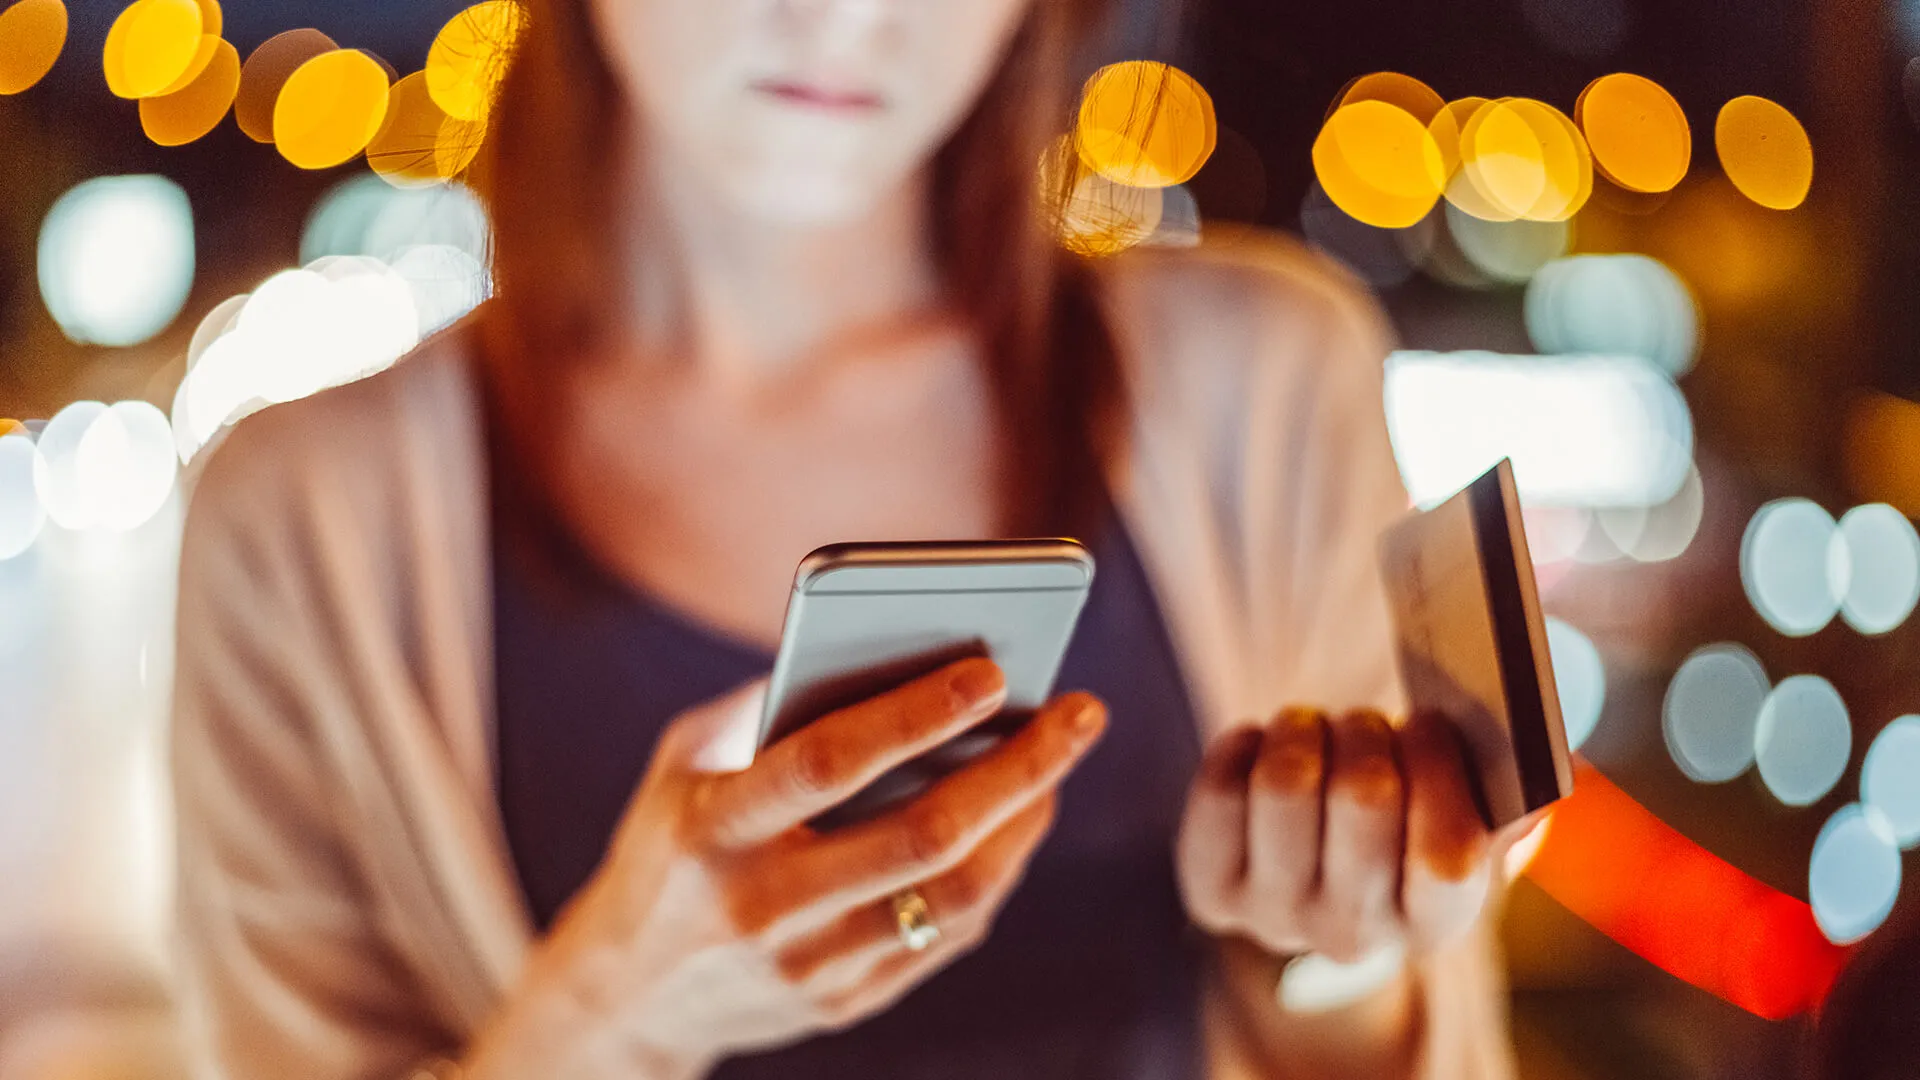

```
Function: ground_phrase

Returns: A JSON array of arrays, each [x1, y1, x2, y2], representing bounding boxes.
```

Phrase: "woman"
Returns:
[[171, 0, 1522, 1077]]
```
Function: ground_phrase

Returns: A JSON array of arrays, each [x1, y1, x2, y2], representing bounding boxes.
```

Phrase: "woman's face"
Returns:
[[588, 0, 1034, 224]]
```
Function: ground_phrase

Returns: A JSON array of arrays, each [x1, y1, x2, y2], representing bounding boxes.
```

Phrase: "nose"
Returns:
[[773, 0, 888, 55]]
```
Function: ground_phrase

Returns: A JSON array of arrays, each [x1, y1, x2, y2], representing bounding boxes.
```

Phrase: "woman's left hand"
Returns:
[[1175, 707, 1512, 965]]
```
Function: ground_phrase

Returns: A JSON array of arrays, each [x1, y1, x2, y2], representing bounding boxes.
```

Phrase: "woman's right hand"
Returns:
[[461, 658, 1107, 1080]]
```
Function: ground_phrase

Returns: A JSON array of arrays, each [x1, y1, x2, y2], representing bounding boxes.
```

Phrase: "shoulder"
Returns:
[[1092, 232, 1395, 446], [181, 325, 483, 581], [1095, 231, 1393, 393]]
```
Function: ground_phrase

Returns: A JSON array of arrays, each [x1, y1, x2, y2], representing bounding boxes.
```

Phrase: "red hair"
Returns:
[[475, 0, 1124, 535]]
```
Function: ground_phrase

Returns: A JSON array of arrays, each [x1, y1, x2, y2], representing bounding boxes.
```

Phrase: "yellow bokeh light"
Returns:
[[0, 0, 66, 95], [1313, 100, 1445, 229], [1716, 95, 1812, 210], [1333, 71, 1445, 126], [273, 49, 391, 170], [234, 28, 335, 143], [103, 0, 203, 99], [1457, 98, 1591, 222], [1059, 173, 1164, 256], [0, 419, 23, 437], [153, 29, 217, 96], [1076, 60, 1216, 189], [139, 36, 237, 146], [1577, 73, 1690, 194], [426, 0, 524, 123], [367, 70, 485, 187]]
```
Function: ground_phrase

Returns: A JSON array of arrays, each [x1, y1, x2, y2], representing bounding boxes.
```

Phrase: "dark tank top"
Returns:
[[492, 484, 1208, 1079]]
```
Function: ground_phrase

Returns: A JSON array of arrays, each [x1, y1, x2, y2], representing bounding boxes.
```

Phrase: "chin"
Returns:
[[720, 167, 896, 227]]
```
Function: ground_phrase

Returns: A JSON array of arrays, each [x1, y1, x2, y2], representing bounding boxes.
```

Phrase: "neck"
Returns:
[[623, 152, 945, 383]]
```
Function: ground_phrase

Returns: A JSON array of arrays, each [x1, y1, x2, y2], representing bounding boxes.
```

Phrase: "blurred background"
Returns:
[[1, 0, 1917, 1078]]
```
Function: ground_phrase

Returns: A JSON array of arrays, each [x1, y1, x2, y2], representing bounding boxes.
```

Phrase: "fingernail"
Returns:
[[950, 660, 1004, 706], [1070, 698, 1107, 737]]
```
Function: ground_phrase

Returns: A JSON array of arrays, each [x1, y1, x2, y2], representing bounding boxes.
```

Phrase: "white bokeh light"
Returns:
[[1525, 254, 1699, 377], [390, 244, 489, 336], [1754, 674, 1852, 807], [1597, 463, 1704, 563], [303, 174, 490, 265], [1741, 499, 1841, 637], [1830, 503, 1920, 635], [177, 255, 426, 461], [1384, 351, 1694, 509], [1545, 617, 1604, 751], [1663, 643, 1769, 783], [0, 434, 46, 560], [1808, 803, 1902, 944], [37, 175, 196, 348], [31, 401, 177, 533], [1445, 202, 1569, 285], [1861, 715, 1920, 849]]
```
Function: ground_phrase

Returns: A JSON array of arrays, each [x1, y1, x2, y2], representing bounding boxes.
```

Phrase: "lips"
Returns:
[[751, 78, 885, 111]]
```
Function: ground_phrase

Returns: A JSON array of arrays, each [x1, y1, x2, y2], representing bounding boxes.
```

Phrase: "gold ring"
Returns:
[[890, 888, 940, 952]]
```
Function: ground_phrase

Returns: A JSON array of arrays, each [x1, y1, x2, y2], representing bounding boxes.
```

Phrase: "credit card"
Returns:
[[1377, 459, 1574, 827]]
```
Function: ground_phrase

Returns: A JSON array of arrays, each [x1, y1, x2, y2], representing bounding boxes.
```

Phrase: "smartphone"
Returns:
[[758, 539, 1096, 822]]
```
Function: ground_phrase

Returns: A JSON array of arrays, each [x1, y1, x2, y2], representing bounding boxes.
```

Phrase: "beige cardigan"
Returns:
[[170, 243, 1514, 1080]]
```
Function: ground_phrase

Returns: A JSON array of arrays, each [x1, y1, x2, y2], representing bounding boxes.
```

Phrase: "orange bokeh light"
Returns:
[[103, 0, 203, 99], [1456, 97, 1591, 222], [426, 0, 524, 123], [1313, 99, 1445, 229], [234, 28, 336, 143], [1716, 95, 1813, 210], [367, 70, 484, 187], [139, 36, 238, 146], [1577, 73, 1691, 194], [273, 48, 392, 170], [1076, 60, 1217, 189], [1332, 71, 1445, 127], [0, 0, 67, 96]]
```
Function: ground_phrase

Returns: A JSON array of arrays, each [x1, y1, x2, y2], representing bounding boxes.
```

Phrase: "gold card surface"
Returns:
[[1378, 459, 1574, 826]]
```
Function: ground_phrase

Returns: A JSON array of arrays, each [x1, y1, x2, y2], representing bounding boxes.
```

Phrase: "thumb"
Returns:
[[655, 678, 769, 776]]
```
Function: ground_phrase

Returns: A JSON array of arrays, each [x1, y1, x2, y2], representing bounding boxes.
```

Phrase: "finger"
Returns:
[[1245, 709, 1328, 921], [651, 679, 769, 775], [1175, 726, 1263, 932], [773, 795, 1056, 989], [1399, 711, 1498, 947], [1310, 708, 1405, 963], [697, 658, 1007, 847], [771, 692, 1105, 925]]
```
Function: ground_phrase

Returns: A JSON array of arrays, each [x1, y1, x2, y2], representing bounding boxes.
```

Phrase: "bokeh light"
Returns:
[[1597, 463, 1704, 562], [1525, 254, 1698, 376], [1741, 498, 1840, 637], [1443, 202, 1569, 284], [301, 174, 491, 265], [390, 243, 488, 335], [1575, 73, 1690, 194], [1545, 617, 1604, 751], [1753, 674, 1851, 807], [1058, 172, 1163, 256], [1312, 100, 1444, 229], [273, 49, 391, 170], [1384, 350, 1693, 508], [1860, 716, 1920, 849], [233, 28, 336, 143], [1332, 72, 1444, 125], [426, 0, 524, 124], [32, 401, 177, 533], [1146, 184, 1202, 248], [1829, 503, 1920, 635], [37, 174, 195, 348], [178, 254, 428, 457], [1845, 391, 1920, 519], [1663, 643, 1769, 783], [1076, 60, 1215, 189], [367, 70, 480, 187], [0, 0, 68, 96], [0, 433, 46, 560], [102, 0, 203, 100], [1456, 98, 1592, 222], [1807, 803, 1901, 944], [138, 36, 238, 147], [1716, 96, 1813, 210]]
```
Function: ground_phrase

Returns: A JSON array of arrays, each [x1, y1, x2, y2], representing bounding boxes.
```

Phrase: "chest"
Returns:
[[545, 343, 1004, 646]]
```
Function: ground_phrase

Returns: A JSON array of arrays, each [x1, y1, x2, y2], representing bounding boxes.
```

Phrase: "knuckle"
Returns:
[[771, 944, 817, 987], [945, 862, 994, 912], [903, 804, 967, 868], [1255, 737, 1324, 796], [791, 734, 848, 797], [1331, 753, 1403, 808]]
